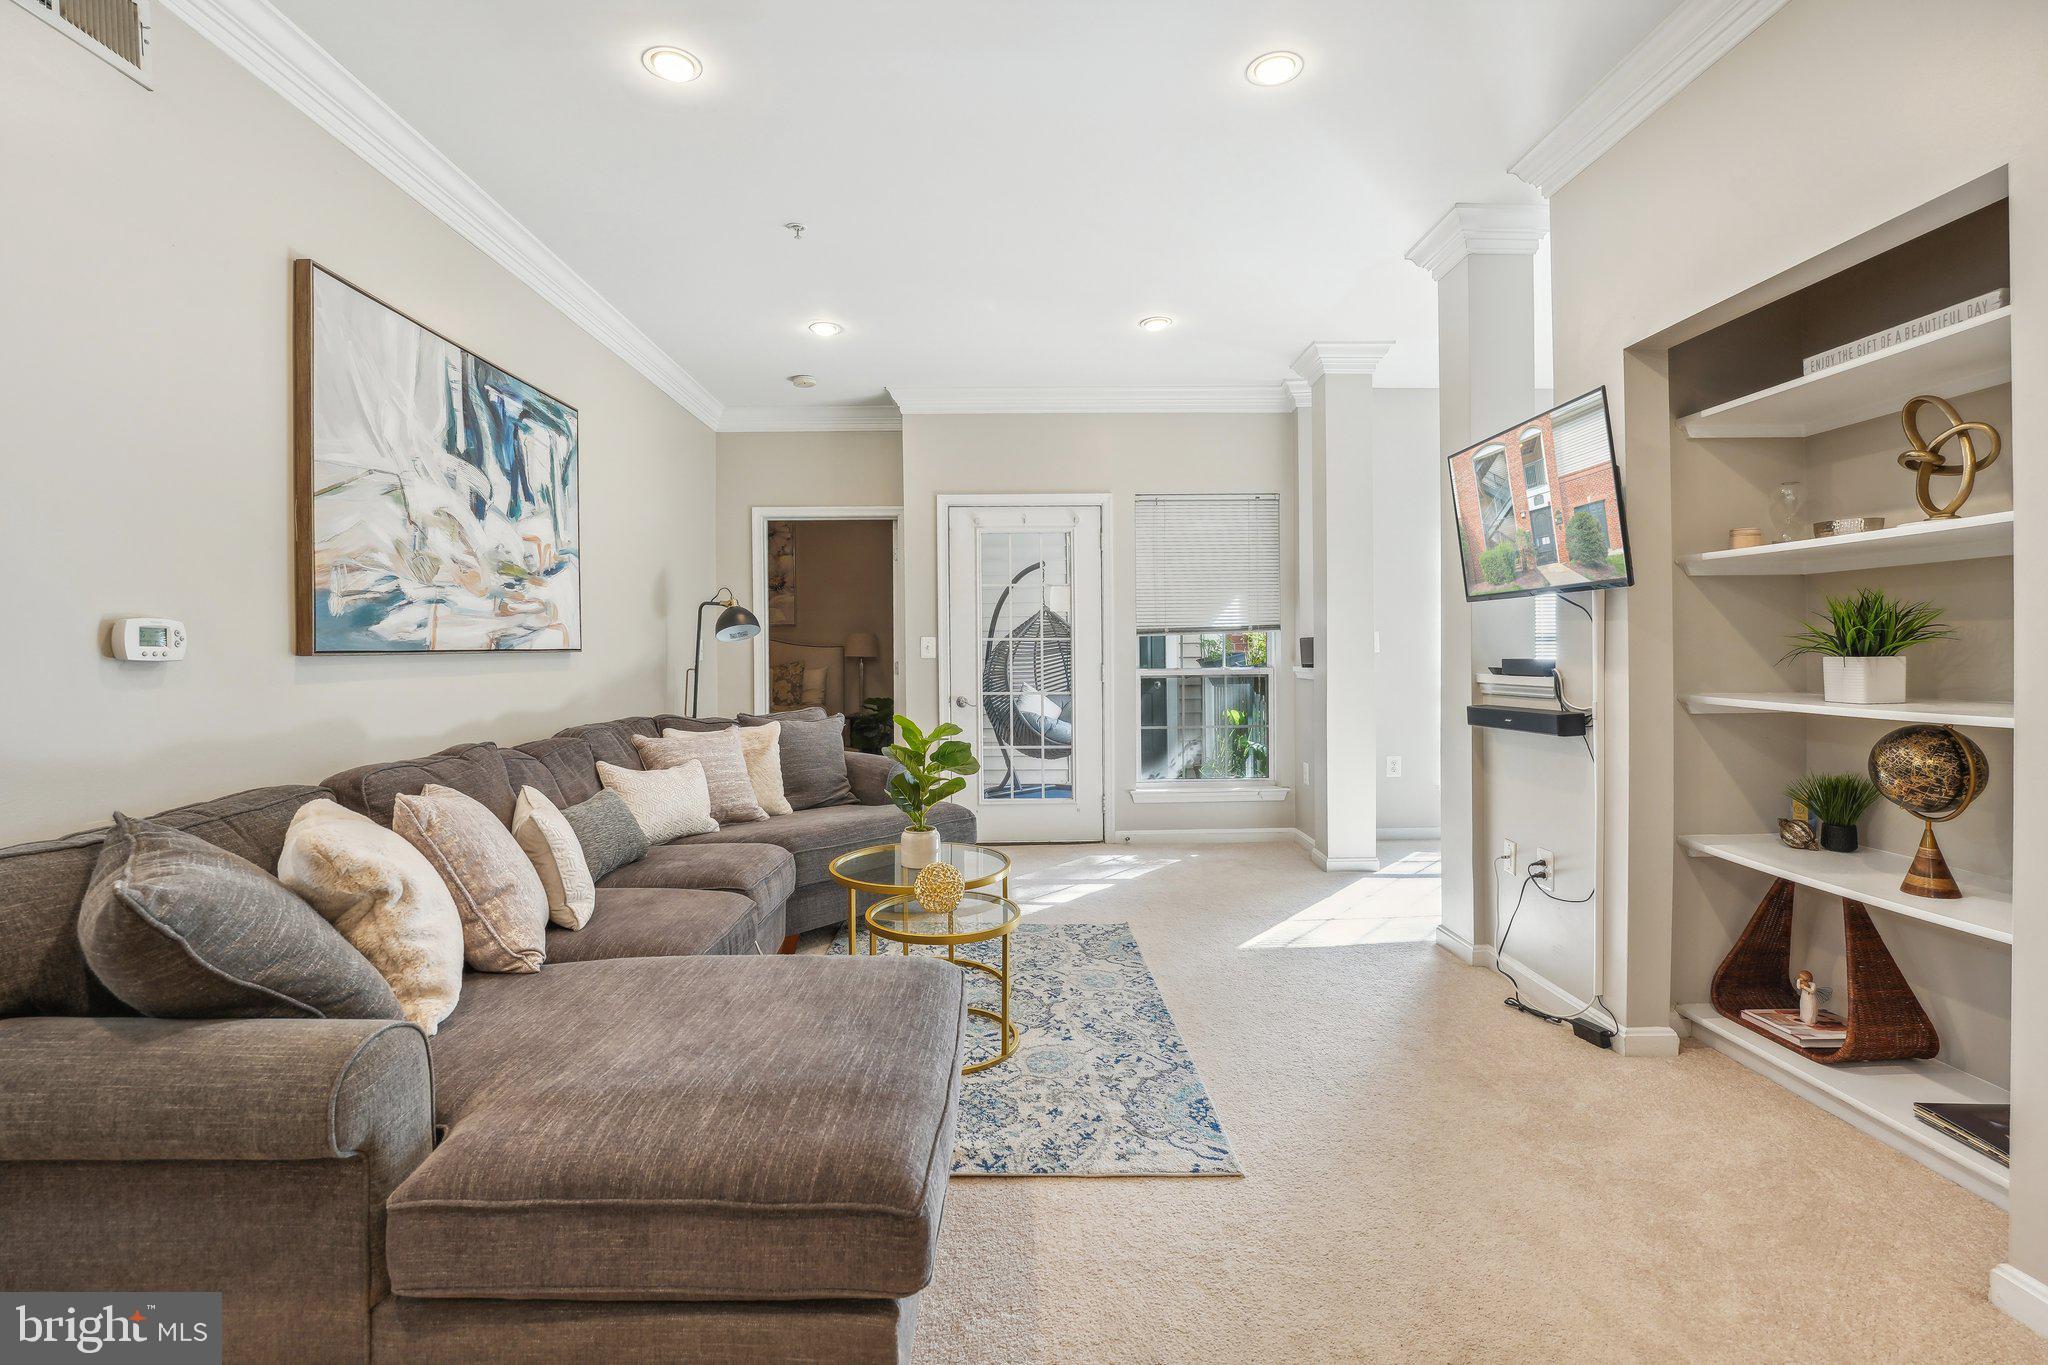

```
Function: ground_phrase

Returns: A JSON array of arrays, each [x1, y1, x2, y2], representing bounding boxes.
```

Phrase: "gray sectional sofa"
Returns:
[[0, 711, 977, 1363]]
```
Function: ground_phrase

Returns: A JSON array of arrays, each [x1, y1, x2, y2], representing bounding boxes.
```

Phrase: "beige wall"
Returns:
[[0, 11, 716, 842], [1544, 0, 2047, 1285], [710, 432, 904, 716], [770, 519, 895, 713], [899, 413, 1299, 834]]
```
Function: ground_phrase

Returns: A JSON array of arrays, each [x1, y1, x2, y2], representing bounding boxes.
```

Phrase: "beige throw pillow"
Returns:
[[597, 759, 717, 842], [512, 786, 597, 929], [633, 729, 768, 824], [393, 784, 549, 974], [277, 800, 465, 1033], [694, 723, 791, 818]]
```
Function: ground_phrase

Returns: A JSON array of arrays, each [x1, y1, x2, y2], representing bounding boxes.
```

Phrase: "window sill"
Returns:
[[1128, 784, 1292, 805]]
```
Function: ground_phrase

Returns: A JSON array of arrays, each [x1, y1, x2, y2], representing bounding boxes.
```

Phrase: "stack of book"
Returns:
[[1913, 1102, 2010, 1167], [1740, 1007, 1847, 1050], [1801, 288, 2009, 375]]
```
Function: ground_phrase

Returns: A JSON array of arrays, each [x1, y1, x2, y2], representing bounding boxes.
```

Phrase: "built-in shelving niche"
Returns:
[[1664, 188, 2014, 1203]]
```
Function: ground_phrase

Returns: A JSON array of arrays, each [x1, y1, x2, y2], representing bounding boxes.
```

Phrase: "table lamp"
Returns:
[[844, 631, 880, 710]]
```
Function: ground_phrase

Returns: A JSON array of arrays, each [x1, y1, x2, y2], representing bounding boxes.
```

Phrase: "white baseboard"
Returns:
[[1614, 1026, 1681, 1058], [1992, 1264, 2048, 1339], [1433, 924, 1495, 968], [1310, 845, 1381, 872], [1495, 950, 1590, 1020], [1377, 827, 1442, 841], [1115, 827, 1302, 846]]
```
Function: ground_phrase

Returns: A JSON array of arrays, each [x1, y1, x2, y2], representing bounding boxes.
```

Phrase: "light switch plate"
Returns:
[[919, 636, 938, 659]]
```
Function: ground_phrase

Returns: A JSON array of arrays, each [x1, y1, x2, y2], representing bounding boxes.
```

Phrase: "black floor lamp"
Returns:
[[685, 588, 760, 717]]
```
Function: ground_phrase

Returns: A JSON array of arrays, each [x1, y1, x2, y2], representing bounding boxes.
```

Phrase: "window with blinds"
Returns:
[[1134, 494, 1280, 784], [1133, 493, 1282, 632]]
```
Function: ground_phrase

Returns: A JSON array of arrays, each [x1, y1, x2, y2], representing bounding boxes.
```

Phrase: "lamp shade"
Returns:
[[844, 631, 880, 660], [714, 603, 761, 642]]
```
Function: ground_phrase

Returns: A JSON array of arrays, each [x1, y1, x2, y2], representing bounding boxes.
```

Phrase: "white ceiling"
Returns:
[[263, 0, 1679, 410]]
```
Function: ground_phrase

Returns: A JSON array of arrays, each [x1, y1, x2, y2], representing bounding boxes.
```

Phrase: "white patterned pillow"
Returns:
[[598, 759, 717, 842], [633, 729, 768, 824], [511, 786, 597, 929], [694, 724, 791, 818]]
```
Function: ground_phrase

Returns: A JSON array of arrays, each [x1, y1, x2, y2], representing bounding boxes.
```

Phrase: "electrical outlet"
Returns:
[[1385, 755, 1403, 778], [1501, 839, 1517, 867], [1533, 847, 1555, 880]]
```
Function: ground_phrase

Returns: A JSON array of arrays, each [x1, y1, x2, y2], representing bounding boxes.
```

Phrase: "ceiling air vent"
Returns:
[[11, 0, 153, 88]]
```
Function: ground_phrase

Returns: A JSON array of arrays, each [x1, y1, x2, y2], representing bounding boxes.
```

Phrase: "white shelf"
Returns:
[[1679, 834, 2012, 943], [1680, 692, 2013, 729], [1677, 510, 2012, 577], [1678, 1004, 2008, 1206], [1679, 306, 2013, 439]]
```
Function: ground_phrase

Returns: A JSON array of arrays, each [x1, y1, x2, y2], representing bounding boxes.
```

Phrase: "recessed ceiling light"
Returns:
[[641, 46, 701, 83], [807, 321, 844, 338], [788, 374, 818, 389], [1245, 51, 1303, 86], [1137, 315, 1175, 332]]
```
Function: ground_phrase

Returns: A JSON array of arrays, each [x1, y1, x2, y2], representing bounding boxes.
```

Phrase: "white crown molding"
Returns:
[[1283, 377, 1313, 410], [886, 385, 1298, 415], [717, 405, 903, 433], [1509, 0, 1789, 198], [159, 0, 724, 430], [1404, 203, 1549, 282], [1289, 343, 1394, 383]]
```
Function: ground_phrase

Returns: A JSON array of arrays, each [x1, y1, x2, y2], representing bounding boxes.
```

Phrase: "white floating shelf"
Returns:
[[1679, 834, 2012, 944], [1680, 692, 2013, 729], [1678, 1004, 2008, 1206], [1679, 306, 2013, 439], [1678, 510, 2012, 577]]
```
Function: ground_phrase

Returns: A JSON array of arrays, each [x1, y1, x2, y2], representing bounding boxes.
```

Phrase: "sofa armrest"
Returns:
[[0, 1016, 432, 1173], [845, 751, 901, 806]]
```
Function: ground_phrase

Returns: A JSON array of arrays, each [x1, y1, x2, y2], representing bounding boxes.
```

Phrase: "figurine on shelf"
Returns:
[[1796, 970, 1819, 1026]]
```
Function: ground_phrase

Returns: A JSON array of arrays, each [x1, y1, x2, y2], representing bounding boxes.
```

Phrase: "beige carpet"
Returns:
[[821, 840, 2045, 1364]]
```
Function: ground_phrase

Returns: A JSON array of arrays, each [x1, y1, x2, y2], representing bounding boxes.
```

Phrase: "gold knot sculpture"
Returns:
[[1897, 394, 2000, 520], [914, 861, 965, 914]]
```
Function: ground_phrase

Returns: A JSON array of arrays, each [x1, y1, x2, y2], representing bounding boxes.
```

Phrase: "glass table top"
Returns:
[[830, 842, 1010, 892], [867, 891, 1020, 942]]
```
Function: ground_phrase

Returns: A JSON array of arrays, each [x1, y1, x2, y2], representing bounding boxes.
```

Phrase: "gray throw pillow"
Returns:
[[738, 710, 853, 810], [79, 814, 404, 1021], [560, 789, 650, 880]]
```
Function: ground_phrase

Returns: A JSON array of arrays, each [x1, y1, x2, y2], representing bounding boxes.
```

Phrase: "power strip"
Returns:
[[1572, 1017, 1616, 1049]]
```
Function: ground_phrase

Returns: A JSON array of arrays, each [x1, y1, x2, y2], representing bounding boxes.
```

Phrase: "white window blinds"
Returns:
[[1134, 493, 1282, 633], [1551, 393, 1612, 476]]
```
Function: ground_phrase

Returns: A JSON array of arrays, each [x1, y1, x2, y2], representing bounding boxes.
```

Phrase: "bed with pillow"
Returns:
[[767, 639, 843, 718]]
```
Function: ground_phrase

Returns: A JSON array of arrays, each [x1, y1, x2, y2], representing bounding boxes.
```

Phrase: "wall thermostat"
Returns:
[[113, 617, 187, 662]]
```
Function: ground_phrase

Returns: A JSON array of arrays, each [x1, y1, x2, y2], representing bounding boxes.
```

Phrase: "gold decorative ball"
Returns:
[[1868, 723, 1988, 822], [914, 861, 965, 914]]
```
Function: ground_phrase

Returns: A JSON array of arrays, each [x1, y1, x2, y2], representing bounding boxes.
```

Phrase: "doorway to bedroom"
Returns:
[[750, 507, 902, 756]]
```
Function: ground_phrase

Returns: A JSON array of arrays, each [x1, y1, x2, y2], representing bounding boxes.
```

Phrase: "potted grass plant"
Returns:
[[1784, 773, 1882, 853], [1783, 588, 1952, 704], [886, 715, 980, 869]]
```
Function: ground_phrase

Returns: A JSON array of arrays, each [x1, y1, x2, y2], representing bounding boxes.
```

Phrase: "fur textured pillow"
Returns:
[[277, 799, 464, 1033], [393, 785, 549, 974], [597, 759, 718, 842], [632, 729, 769, 824], [511, 786, 597, 929]]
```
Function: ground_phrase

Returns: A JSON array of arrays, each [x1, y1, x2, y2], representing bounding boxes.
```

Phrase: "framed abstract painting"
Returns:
[[292, 260, 581, 653]]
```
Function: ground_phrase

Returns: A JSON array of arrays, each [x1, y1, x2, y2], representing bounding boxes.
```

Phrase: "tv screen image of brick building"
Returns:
[[1447, 388, 1631, 600]]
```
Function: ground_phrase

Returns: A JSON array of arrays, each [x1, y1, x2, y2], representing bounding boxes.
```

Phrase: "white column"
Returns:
[[1294, 343, 1392, 870], [1406, 203, 1546, 963]]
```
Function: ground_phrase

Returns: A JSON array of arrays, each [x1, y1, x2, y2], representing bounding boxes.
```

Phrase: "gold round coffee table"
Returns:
[[827, 842, 1011, 954], [864, 890, 1020, 1074]]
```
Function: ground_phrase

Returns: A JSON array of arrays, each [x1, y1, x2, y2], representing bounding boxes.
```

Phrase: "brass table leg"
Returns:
[[847, 886, 858, 956]]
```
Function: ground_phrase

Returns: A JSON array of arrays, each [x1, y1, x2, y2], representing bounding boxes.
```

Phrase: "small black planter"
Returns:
[[1818, 822, 1859, 853]]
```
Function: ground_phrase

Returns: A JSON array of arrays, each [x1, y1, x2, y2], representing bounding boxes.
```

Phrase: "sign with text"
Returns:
[[5, 1294, 220, 1362]]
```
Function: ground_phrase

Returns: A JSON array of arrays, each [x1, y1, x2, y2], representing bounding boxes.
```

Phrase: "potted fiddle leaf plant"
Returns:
[[1784, 772, 1882, 853], [1783, 588, 1952, 705], [886, 716, 980, 869]]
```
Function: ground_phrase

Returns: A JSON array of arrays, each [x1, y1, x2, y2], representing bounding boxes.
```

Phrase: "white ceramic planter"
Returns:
[[899, 827, 941, 870], [1822, 656, 1907, 705]]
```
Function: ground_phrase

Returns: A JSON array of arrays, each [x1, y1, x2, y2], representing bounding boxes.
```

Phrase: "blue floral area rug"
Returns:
[[834, 921, 1241, 1176]]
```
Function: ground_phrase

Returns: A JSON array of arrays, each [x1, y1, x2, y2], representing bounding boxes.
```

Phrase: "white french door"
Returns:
[[943, 501, 1105, 843]]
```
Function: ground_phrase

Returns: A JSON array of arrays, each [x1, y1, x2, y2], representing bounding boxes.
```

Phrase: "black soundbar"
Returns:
[[1466, 705, 1590, 737]]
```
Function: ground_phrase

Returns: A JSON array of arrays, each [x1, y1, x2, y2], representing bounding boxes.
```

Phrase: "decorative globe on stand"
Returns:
[[1867, 724, 1989, 899]]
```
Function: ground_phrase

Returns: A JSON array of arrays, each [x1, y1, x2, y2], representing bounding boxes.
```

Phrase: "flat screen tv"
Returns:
[[1446, 385, 1635, 602]]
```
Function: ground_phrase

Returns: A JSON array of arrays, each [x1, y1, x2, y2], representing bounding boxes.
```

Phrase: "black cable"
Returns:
[[1492, 865, 1601, 1027]]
